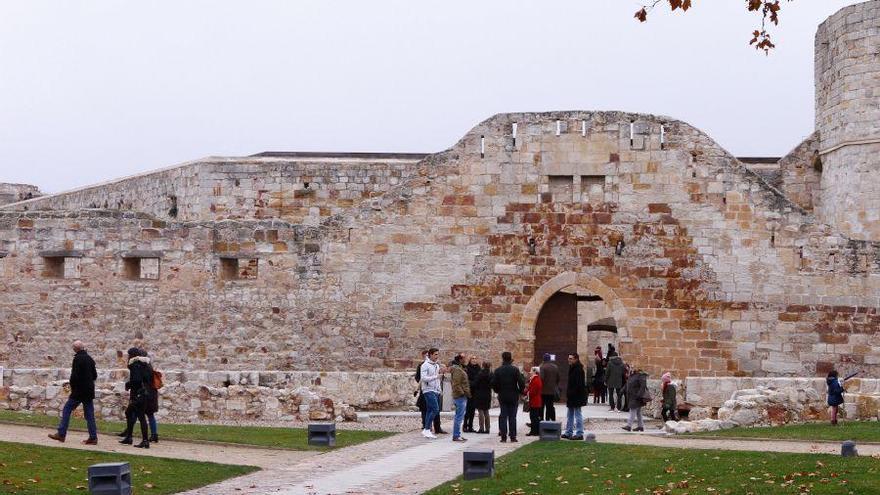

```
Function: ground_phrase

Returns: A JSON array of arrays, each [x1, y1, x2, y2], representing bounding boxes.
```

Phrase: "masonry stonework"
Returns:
[[815, 0, 880, 241], [1, 3, 880, 417]]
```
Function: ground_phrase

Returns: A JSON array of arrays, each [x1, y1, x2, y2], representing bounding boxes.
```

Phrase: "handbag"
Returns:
[[522, 396, 531, 413]]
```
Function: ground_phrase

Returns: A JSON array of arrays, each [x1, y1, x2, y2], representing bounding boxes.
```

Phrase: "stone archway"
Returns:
[[519, 271, 632, 343]]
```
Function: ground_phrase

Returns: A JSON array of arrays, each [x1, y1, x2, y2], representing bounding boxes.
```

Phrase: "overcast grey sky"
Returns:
[[0, 1, 858, 193]]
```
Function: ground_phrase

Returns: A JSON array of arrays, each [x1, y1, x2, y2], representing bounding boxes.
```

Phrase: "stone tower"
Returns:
[[815, 0, 880, 241]]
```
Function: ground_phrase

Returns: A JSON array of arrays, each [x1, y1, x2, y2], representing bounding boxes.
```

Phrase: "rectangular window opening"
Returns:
[[220, 257, 259, 280], [43, 256, 80, 279], [123, 257, 160, 280], [548, 175, 574, 203], [581, 175, 606, 204]]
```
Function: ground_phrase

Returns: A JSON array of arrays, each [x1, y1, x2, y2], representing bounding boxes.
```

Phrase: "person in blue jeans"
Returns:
[[449, 353, 472, 442], [48, 341, 99, 445], [562, 353, 587, 440], [420, 348, 443, 439]]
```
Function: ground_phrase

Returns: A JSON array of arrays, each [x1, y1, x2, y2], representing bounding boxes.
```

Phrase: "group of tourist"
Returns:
[[48, 340, 162, 448], [415, 346, 683, 442]]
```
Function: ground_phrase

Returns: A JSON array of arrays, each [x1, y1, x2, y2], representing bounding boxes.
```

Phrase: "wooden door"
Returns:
[[532, 291, 578, 402]]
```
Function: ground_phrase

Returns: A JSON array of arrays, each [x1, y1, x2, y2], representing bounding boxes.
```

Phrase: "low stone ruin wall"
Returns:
[[664, 377, 880, 434], [0, 368, 416, 423]]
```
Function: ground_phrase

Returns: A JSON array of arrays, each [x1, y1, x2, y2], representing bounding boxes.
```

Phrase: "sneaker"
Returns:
[[621, 426, 632, 432], [571, 435, 584, 441], [425, 431, 438, 439], [561, 433, 571, 439], [452, 437, 468, 442], [48, 433, 65, 443], [82, 438, 98, 445], [421, 429, 432, 438]]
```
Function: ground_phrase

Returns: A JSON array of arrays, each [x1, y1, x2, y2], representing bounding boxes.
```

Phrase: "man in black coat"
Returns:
[[49, 340, 98, 445], [562, 353, 587, 440], [463, 355, 481, 432], [490, 351, 525, 443]]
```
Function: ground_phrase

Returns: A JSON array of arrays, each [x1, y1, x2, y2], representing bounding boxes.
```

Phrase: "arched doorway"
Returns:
[[533, 291, 578, 400], [523, 272, 632, 402], [532, 289, 618, 400]]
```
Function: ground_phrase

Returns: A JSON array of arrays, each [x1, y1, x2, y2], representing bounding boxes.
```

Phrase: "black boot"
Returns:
[[134, 440, 150, 449], [119, 437, 133, 445], [150, 434, 159, 443]]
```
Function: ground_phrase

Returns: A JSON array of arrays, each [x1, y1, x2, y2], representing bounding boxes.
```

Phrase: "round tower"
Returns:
[[815, 0, 880, 241]]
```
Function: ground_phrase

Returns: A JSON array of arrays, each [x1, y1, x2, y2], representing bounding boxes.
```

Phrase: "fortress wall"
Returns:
[[0, 112, 878, 386], [0, 156, 424, 225], [0, 184, 41, 206], [775, 134, 821, 212], [0, 162, 205, 220], [197, 156, 423, 224]]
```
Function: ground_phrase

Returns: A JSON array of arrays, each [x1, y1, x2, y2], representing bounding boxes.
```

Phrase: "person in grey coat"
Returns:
[[538, 353, 559, 421], [605, 354, 626, 411], [622, 368, 649, 432]]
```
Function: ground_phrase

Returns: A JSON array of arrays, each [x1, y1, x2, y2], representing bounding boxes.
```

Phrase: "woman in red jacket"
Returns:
[[525, 367, 544, 436]]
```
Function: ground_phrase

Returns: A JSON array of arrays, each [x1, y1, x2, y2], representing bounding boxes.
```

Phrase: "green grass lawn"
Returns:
[[424, 441, 880, 495], [0, 440, 258, 495], [689, 421, 880, 443], [0, 410, 392, 450]]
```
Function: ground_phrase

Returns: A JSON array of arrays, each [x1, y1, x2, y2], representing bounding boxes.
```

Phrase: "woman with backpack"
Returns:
[[141, 348, 162, 443], [118, 347, 152, 448]]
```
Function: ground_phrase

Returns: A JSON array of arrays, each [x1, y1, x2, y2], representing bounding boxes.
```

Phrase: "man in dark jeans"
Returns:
[[464, 355, 481, 432], [490, 351, 525, 443], [415, 350, 446, 434], [49, 340, 98, 445]]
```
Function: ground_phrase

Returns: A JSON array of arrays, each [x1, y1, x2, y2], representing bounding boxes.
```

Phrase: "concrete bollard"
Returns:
[[88, 462, 131, 495], [841, 440, 858, 457], [584, 432, 597, 443], [463, 449, 494, 480], [307, 423, 337, 447], [538, 421, 561, 441]]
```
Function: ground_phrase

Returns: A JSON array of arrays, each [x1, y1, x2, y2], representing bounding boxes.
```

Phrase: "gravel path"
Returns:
[[597, 431, 880, 456], [0, 423, 316, 469]]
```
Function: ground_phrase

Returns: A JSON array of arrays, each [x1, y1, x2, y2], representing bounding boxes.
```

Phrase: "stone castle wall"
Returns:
[[2, 155, 423, 226], [0, 183, 41, 206], [1, 112, 879, 384], [775, 134, 821, 212], [815, 0, 880, 241]]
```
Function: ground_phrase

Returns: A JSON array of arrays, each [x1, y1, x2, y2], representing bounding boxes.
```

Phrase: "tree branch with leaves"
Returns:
[[634, 0, 792, 54]]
